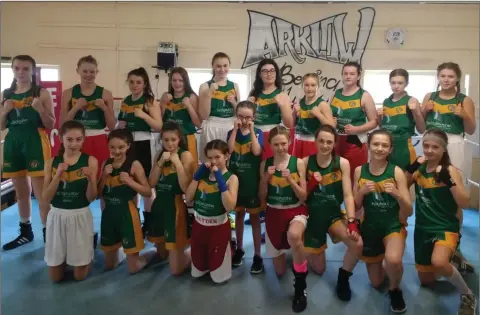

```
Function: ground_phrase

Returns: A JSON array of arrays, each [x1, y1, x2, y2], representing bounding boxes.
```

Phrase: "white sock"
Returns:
[[20, 217, 31, 224], [446, 265, 472, 295]]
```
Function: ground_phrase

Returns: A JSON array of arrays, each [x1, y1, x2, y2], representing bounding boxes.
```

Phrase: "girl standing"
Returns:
[[353, 129, 412, 313], [377, 69, 425, 171], [185, 140, 239, 284], [198, 53, 241, 162], [117, 67, 162, 235], [293, 73, 335, 158], [227, 101, 264, 273], [303, 125, 362, 302], [406, 128, 476, 315], [147, 121, 195, 276], [161, 67, 202, 165], [248, 59, 294, 160], [60, 55, 116, 176], [330, 61, 377, 181], [98, 129, 153, 274], [42, 120, 97, 282], [1, 55, 55, 249], [259, 126, 308, 312]]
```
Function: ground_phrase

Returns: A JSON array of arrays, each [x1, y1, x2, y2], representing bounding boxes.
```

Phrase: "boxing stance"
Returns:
[[185, 140, 239, 284]]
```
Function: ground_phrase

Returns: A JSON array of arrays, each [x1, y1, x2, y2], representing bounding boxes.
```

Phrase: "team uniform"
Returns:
[[100, 159, 144, 254], [199, 80, 236, 162], [358, 163, 406, 263], [381, 95, 416, 171], [293, 96, 324, 158], [254, 89, 294, 160], [44, 153, 94, 267], [191, 170, 233, 283], [71, 84, 110, 174], [425, 92, 467, 177], [118, 95, 154, 176], [412, 164, 460, 271], [147, 149, 191, 250], [2, 88, 51, 178], [163, 92, 199, 167], [304, 155, 344, 253], [227, 127, 264, 214], [330, 88, 368, 180], [264, 156, 308, 257]]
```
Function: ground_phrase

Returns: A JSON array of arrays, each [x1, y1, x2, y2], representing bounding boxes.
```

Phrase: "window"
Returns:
[[1, 63, 60, 92], [186, 68, 251, 101], [363, 70, 438, 107]]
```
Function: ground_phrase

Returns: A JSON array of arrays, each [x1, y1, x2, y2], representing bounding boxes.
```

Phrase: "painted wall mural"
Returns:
[[241, 7, 376, 102]]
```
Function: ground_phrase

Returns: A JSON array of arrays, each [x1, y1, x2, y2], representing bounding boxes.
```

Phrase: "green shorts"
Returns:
[[100, 199, 145, 254], [3, 128, 51, 178], [360, 219, 406, 263], [390, 137, 416, 171], [147, 195, 191, 250], [234, 195, 263, 214], [304, 207, 344, 254], [414, 228, 459, 272]]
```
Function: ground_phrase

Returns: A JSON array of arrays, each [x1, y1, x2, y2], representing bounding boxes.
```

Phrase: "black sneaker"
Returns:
[[388, 288, 406, 313], [336, 267, 353, 301], [93, 232, 98, 250], [292, 269, 308, 313], [2, 222, 34, 251], [232, 248, 245, 267], [250, 255, 264, 274], [43, 227, 46, 243]]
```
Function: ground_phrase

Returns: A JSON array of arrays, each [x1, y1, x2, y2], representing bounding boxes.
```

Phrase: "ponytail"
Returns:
[[107, 129, 136, 173]]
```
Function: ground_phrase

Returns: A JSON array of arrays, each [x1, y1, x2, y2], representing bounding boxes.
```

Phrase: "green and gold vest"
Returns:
[[71, 84, 106, 130], [254, 89, 282, 126], [426, 92, 465, 135], [4, 87, 43, 130], [163, 92, 197, 135], [296, 96, 324, 136], [118, 94, 151, 132], [194, 170, 233, 216], [265, 156, 300, 207], [209, 80, 236, 118], [330, 88, 366, 134], [382, 94, 415, 139]]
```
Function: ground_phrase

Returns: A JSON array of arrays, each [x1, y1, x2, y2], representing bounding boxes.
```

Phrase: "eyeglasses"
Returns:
[[261, 69, 276, 75], [237, 115, 253, 121]]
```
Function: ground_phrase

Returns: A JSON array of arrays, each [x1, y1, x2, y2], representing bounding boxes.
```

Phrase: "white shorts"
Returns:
[[199, 117, 234, 162], [447, 133, 466, 180], [44, 206, 94, 267]]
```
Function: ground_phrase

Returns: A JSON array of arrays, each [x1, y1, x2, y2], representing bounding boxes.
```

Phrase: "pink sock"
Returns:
[[293, 260, 307, 273]]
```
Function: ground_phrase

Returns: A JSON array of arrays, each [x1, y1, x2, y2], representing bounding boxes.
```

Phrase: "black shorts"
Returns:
[[133, 140, 152, 176]]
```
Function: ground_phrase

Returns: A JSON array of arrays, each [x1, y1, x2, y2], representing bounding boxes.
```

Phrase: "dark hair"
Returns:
[[58, 120, 86, 156], [77, 55, 98, 68], [423, 128, 451, 183], [342, 61, 362, 87], [211, 52, 231, 79], [168, 67, 196, 97], [388, 69, 410, 102], [235, 100, 256, 115], [157, 121, 187, 161], [3, 55, 42, 101], [435, 62, 463, 107], [314, 124, 339, 171], [249, 59, 282, 99], [268, 125, 290, 144], [204, 139, 229, 157], [127, 67, 155, 106], [367, 129, 394, 160], [108, 129, 136, 173]]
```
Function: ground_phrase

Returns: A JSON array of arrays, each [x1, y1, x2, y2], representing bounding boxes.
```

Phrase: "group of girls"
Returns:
[[0, 53, 477, 315]]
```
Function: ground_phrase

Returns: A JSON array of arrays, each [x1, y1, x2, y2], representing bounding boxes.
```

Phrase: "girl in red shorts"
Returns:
[[185, 140, 239, 284], [259, 126, 308, 313]]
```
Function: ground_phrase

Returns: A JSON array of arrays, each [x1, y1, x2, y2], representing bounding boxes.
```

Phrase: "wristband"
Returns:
[[437, 166, 456, 188], [347, 219, 360, 234], [214, 169, 228, 193], [307, 175, 321, 195], [193, 163, 209, 181], [406, 158, 422, 174]]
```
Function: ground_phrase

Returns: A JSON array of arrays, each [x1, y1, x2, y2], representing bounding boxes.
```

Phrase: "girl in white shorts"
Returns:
[[42, 120, 99, 282]]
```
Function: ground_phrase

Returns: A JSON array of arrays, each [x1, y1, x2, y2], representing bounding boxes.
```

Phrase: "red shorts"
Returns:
[[292, 137, 317, 158], [261, 128, 295, 160], [335, 135, 367, 181], [265, 205, 308, 257], [82, 134, 110, 177], [190, 215, 232, 283]]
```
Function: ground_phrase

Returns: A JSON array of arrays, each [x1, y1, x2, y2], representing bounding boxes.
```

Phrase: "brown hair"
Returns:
[[211, 52, 231, 79], [58, 120, 86, 156], [77, 55, 98, 68], [303, 73, 319, 85], [127, 67, 155, 105], [3, 55, 42, 100], [342, 61, 362, 87], [168, 67, 196, 97], [249, 59, 282, 99], [435, 62, 463, 106], [367, 129, 394, 160], [423, 128, 451, 183], [204, 139, 229, 157], [314, 124, 339, 171], [268, 125, 290, 143], [235, 100, 256, 115], [389, 69, 409, 84]]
